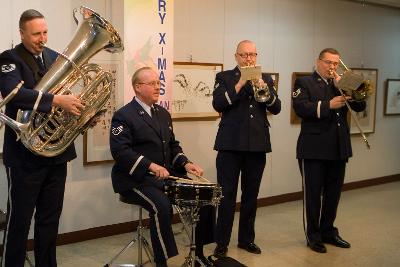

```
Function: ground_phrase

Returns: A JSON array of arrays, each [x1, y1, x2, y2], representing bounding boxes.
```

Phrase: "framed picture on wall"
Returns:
[[268, 72, 279, 93], [348, 68, 378, 134], [384, 79, 400, 115], [290, 72, 312, 124], [267, 72, 279, 116], [172, 62, 223, 121]]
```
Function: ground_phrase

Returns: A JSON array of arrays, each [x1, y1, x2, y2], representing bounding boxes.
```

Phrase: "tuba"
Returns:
[[0, 6, 123, 157]]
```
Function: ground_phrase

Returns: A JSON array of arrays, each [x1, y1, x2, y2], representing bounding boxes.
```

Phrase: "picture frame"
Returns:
[[267, 72, 279, 116], [384, 79, 400, 115], [290, 72, 312, 124], [268, 72, 280, 93], [348, 68, 378, 134], [83, 62, 119, 165], [172, 62, 223, 121]]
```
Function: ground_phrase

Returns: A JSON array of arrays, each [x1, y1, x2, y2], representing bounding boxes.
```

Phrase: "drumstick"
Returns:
[[192, 174, 211, 183], [149, 172, 213, 185]]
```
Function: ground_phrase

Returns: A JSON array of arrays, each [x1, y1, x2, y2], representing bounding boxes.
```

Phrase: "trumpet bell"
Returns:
[[254, 84, 271, 103]]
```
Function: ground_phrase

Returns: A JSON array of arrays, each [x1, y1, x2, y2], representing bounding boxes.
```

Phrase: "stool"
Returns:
[[0, 209, 34, 267], [104, 195, 154, 267]]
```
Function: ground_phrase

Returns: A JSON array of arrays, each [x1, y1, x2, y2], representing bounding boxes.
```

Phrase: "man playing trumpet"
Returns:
[[212, 40, 281, 257], [292, 48, 366, 253]]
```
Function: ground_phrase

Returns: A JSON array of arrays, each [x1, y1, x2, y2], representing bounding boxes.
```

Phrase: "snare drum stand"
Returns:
[[177, 205, 205, 267]]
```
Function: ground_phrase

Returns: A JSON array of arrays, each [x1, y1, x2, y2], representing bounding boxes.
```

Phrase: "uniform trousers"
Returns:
[[215, 151, 266, 246], [2, 163, 67, 267], [120, 177, 215, 264], [299, 159, 346, 243]]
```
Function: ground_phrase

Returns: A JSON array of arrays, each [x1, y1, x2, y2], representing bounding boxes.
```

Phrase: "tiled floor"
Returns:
[[27, 181, 400, 266]]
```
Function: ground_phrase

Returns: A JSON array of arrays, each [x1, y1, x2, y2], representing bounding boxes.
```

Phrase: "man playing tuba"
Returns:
[[0, 9, 84, 267]]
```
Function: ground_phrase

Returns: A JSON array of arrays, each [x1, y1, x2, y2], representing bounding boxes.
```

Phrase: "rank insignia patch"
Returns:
[[292, 88, 301, 98], [1, 64, 16, 73], [111, 125, 123, 135]]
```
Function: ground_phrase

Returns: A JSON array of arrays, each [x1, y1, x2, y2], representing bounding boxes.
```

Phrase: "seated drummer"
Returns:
[[109, 67, 215, 267]]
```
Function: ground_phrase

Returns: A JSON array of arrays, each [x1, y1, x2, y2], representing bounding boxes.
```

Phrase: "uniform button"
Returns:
[[337, 123, 341, 126], [250, 115, 254, 118], [250, 104, 253, 108], [162, 140, 166, 143], [336, 112, 340, 116]]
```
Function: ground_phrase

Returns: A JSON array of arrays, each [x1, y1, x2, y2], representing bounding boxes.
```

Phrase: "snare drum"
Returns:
[[164, 179, 222, 207]]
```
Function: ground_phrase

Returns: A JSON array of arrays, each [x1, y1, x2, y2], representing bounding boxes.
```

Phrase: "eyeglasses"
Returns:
[[236, 52, 258, 59], [319, 58, 339, 67], [138, 81, 161, 87]]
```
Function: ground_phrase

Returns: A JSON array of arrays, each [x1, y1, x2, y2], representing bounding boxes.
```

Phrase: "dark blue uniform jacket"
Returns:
[[0, 43, 76, 167], [110, 99, 189, 193], [213, 66, 281, 152], [292, 71, 366, 160]]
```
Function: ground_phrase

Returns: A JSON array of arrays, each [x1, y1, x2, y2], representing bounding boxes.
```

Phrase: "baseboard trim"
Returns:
[[1, 174, 398, 252], [253, 173, 400, 210]]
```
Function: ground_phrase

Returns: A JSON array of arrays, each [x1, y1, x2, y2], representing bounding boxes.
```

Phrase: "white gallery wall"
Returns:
[[0, 0, 399, 239]]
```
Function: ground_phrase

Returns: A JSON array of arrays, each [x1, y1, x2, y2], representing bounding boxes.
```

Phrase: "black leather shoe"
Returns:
[[214, 244, 228, 258], [323, 235, 351, 248], [308, 241, 327, 253], [195, 254, 213, 267], [237, 242, 261, 254]]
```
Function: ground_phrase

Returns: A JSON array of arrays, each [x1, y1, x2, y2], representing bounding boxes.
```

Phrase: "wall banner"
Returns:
[[123, 0, 173, 110]]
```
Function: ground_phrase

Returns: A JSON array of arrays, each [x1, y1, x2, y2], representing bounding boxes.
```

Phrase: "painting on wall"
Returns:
[[384, 79, 400, 115], [266, 73, 279, 116], [172, 62, 223, 120]]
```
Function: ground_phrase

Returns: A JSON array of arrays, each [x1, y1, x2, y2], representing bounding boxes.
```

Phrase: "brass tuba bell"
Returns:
[[0, 6, 123, 157]]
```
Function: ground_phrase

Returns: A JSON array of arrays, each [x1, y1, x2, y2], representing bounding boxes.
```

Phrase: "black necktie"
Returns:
[[151, 106, 160, 132], [35, 55, 45, 71]]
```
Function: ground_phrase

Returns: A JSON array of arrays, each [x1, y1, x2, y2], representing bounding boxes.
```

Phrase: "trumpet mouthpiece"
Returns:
[[39, 42, 46, 48]]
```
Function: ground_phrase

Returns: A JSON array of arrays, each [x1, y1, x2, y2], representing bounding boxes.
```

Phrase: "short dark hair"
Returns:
[[19, 9, 44, 30], [319, 48, 340, 59]]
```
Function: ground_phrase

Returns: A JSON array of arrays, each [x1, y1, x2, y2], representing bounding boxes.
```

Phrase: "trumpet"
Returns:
[[329, 60, 371, 149], [251, 78, 271, 103], [240, 64, 271, 103]]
